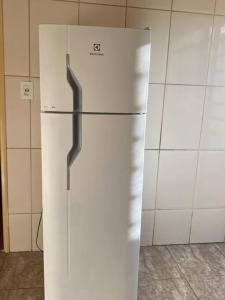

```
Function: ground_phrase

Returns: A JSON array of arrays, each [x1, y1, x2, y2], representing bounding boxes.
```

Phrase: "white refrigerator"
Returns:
[[39, 25, 150, 300]]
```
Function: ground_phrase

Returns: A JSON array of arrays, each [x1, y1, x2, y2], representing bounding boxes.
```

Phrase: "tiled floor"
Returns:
[[0, 244, 225, 299]]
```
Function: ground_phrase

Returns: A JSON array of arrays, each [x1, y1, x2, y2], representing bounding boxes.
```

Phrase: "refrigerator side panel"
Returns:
[[68, 26, 150, 114], [68, 114, 146, 300], [39, 25, 73, 112], [41, 113, 73, 300]]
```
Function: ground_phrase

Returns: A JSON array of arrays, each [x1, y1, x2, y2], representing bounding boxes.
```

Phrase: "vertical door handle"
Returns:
[[66, 54, 82, 190]]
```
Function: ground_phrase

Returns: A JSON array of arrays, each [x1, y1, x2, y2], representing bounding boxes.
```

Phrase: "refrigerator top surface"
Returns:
[[39, 25, 151, 114]]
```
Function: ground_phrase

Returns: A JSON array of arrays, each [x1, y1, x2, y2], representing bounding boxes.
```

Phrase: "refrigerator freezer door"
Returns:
[[39, 25, 73, 112], [39, 25, 150, 113], [41, 113, 146, 300], [68, 26, 150, 114]]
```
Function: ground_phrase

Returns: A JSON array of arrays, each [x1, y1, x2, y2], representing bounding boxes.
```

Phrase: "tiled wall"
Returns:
[[3, 0, 225, 251]]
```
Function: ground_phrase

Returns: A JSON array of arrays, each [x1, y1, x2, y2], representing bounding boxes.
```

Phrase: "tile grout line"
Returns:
[[141, 246, 182, 280], [188, 1, 217, 244], [166, 246, 200, 299], [124, 0, 128, 28], [145, 149, 225, 151], [6, 74, 225, 89], [152, 0, 173, 246], [1, 0, 10, 253], [0, 287, 44, 292], [214, 243, 225, 258], [78, 0, 81, 25], [60, 1, 225, 17], [143, 207, 225, 212], [28, 0, 33, 252], [9, 213, 42, 216]]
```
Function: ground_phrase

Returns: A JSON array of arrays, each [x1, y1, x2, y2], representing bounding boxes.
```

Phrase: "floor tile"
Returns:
[[0, 246, 224, 300], [0, 290, 8, 300], [0, 252, 44, 290], [0, 253, 6, 270], [138, 277, 197, 300], [188, 276, 225, 300], [168, 244, 225, 280], [140, 246, 181, 280], [215, 243, 225, 256], [0, 288, 44, 300]]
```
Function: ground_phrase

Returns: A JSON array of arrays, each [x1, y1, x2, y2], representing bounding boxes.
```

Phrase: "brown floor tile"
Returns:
[[0, 290, 8, 300], [188, 276, 225, 300], [0, 252, 6, 270], [167, 244, 225, 280], [138, 277, 197, 300], [0, 288, 44, 300], [0, 252, 44, 290], [140, 246, 181, 280]]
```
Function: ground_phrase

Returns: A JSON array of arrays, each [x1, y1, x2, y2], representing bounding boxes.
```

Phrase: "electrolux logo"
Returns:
[[93, 43, 101, 52], [90, 43, 104, 56]]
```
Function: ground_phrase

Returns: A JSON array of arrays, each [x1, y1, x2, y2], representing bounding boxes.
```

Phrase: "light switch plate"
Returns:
[[20, 81, 33, 100]]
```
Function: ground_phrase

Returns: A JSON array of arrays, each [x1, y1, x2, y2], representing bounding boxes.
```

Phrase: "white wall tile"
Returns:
[[167, 12, 213, 85], [161, 85, 205, 149], [79, 3, 126, 27], [5, 77, 30, 148], [215, 0, 225, 15], [142, 151, 159, 210], [191, 209, 225, 243], [154, 210, 192, 245], [127, 0, 172, 10], [145, 84, 164, 149], [3, 0, 29, 76], [140, 211, 154, 246], [7, 149, 31, 214], [172, 0, 215, 14], [195, 151, 225, 208], [9, 214, 31, 252], [4, 0, 225, 248], [157, 151, 198, 209], [81, 0, 126, 5], [126, 8, 170, 83], [32, 214, 43, 251], [32, 150, 42, 213], [201, 87, 225, 149], [208, 16, 225, 86], [31, 79, 41, 148], [30, 0, 79, 77]]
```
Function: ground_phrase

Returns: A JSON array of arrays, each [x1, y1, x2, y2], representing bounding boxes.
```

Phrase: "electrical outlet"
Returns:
[[20, 81, 33, 100]]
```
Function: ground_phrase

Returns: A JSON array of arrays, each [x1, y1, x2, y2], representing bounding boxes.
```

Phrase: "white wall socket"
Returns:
[[20, 81, 33, 100]]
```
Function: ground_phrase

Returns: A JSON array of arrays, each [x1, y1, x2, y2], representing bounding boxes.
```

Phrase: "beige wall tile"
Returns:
[[5, 76, 30, 148], [215, 0, 225, 15], [30, 0, 79, 77], [79, 3, 126, 27], [173, 0, 215, 14], [9, 214, 31, 251], [81, 0, 126, 6], [7, 149, 31, 214], [32, 149, 42, 213], [128, 0, 172, 10], [31, 78, 41, 148], [3, 0, 29, 76], [32, 214, 43, 251]]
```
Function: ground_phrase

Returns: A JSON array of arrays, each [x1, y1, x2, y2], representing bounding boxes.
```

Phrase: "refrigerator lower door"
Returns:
[[41, 113, 146, 300], [41, 113, 73, 300]]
